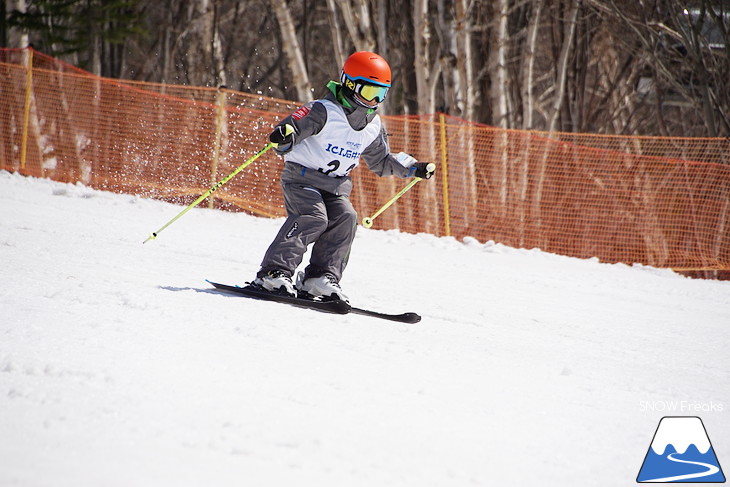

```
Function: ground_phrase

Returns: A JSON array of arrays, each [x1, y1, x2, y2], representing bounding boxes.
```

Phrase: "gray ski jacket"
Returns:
[[272, 81, 414, 197]]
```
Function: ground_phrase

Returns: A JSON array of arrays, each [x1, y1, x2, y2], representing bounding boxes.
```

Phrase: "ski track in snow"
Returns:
[[1, 170, 729, 486]]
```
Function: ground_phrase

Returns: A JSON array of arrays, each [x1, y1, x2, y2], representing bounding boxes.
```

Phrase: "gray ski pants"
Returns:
[[259, 182, 357, 282]]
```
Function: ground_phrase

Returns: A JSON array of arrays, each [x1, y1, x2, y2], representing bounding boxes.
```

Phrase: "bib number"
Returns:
[[318, 161, 357, 176], [318, 160, 340, 175]]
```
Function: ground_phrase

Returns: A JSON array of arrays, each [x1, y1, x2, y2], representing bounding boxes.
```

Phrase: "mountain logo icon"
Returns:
[[637, 416, 726, 483]]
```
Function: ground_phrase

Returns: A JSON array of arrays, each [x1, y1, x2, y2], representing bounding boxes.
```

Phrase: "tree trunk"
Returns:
[[87, 0, 102, 76], [455, 0, 475, 121], [547, 0, 580, 133], [413, 0, 440, 234], [521, 0, 543, 129], [376, 0, 387, 60], [337, 0, 375, 52], [8, 0, 29, 47], [270, 0, 312, 102], [171, 0, 215, 86], [212, 0, 226, 87], [325, 0, 346, 69], [161, 2, 173, 83], [437, 0, 458, 115], [413, 0, 438, 114], [489, 0, 509, 129]]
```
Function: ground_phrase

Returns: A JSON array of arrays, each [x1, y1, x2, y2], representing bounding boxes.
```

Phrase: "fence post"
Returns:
[[439, 113, 452, 236], [20, 47, 34, 171], [209, 86, 227, 209]]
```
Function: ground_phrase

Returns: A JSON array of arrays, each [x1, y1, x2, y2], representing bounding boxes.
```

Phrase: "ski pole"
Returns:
[[143, 126, 293, 244], [361, 163, 436, 228]]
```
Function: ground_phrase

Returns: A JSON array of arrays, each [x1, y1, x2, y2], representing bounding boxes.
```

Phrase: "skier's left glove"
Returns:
[[394, 152, 435, 179], [413, 162, 436, 179]]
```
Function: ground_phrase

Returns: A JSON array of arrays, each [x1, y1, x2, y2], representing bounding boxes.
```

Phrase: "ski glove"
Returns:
[[413, 162, 436, 179], [394, 152, 435, 179], [270, 124, 295, 146]]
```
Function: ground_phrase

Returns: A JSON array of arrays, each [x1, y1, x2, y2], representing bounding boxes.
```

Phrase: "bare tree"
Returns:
[[10, 0, 728, 137], [212, 0, 227, 87], [547, 0, 580, 133], [270, 0, 313, 101], [489, 0, 510, 129], [336, 0, 376, 52], [6, 0, 29, 47], [181, 0, 214, 86], [521, 0, 543, 129], [413, 0, 440, 114], [325, 0, 346, 68], [584, 0, 730, 136], [454, 0, 476, 120]]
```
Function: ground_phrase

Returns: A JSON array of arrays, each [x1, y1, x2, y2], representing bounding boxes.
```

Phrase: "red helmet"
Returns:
[[341, 51, 391, 87], [340, 52, 391, 105]]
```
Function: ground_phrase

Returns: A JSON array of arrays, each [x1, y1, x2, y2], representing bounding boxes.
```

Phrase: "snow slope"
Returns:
[[1, 170, 728, 486]]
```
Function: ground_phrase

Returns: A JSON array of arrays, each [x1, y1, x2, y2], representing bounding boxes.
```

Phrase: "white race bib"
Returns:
[[284, 99, 381, 177]]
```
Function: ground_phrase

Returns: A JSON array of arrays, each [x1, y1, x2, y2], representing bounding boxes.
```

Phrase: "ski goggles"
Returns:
[[343, 76, 389, 102], [356, 83, 389, 102]]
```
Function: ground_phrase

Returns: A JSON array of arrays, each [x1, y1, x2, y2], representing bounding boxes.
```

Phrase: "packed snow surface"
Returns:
[[1, 170, 728, 486]]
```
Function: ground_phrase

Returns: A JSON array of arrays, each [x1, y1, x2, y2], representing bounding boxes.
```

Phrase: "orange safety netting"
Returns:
[[2, 48, 729, 271]]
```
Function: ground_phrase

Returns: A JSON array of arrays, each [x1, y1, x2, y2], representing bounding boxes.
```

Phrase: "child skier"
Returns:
[[253, 51, 434, 302]]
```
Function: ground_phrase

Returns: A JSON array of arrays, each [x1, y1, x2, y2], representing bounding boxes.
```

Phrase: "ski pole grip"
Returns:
[[271, 124, 295, 148]]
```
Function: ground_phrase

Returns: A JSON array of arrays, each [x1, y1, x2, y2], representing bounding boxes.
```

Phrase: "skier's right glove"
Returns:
[[413, 162, 436, 179], [270, 124, 295, 146]]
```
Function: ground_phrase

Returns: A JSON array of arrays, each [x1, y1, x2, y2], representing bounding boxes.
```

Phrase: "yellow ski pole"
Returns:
[[361, 163, 436, 228], [143, 126, 293, 243]]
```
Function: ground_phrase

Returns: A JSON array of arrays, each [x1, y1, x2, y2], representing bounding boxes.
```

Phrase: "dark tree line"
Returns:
[[3, 0, 728, 136]]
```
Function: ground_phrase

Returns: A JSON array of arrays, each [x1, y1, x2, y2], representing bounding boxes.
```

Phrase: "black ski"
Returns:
[[350, 307, 421, 323], [207, 281, 421, 323], [207, 281, 350, 314]]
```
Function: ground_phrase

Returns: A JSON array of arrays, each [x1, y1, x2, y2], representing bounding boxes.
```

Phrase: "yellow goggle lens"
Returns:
[[357, 83, 389, 102]]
